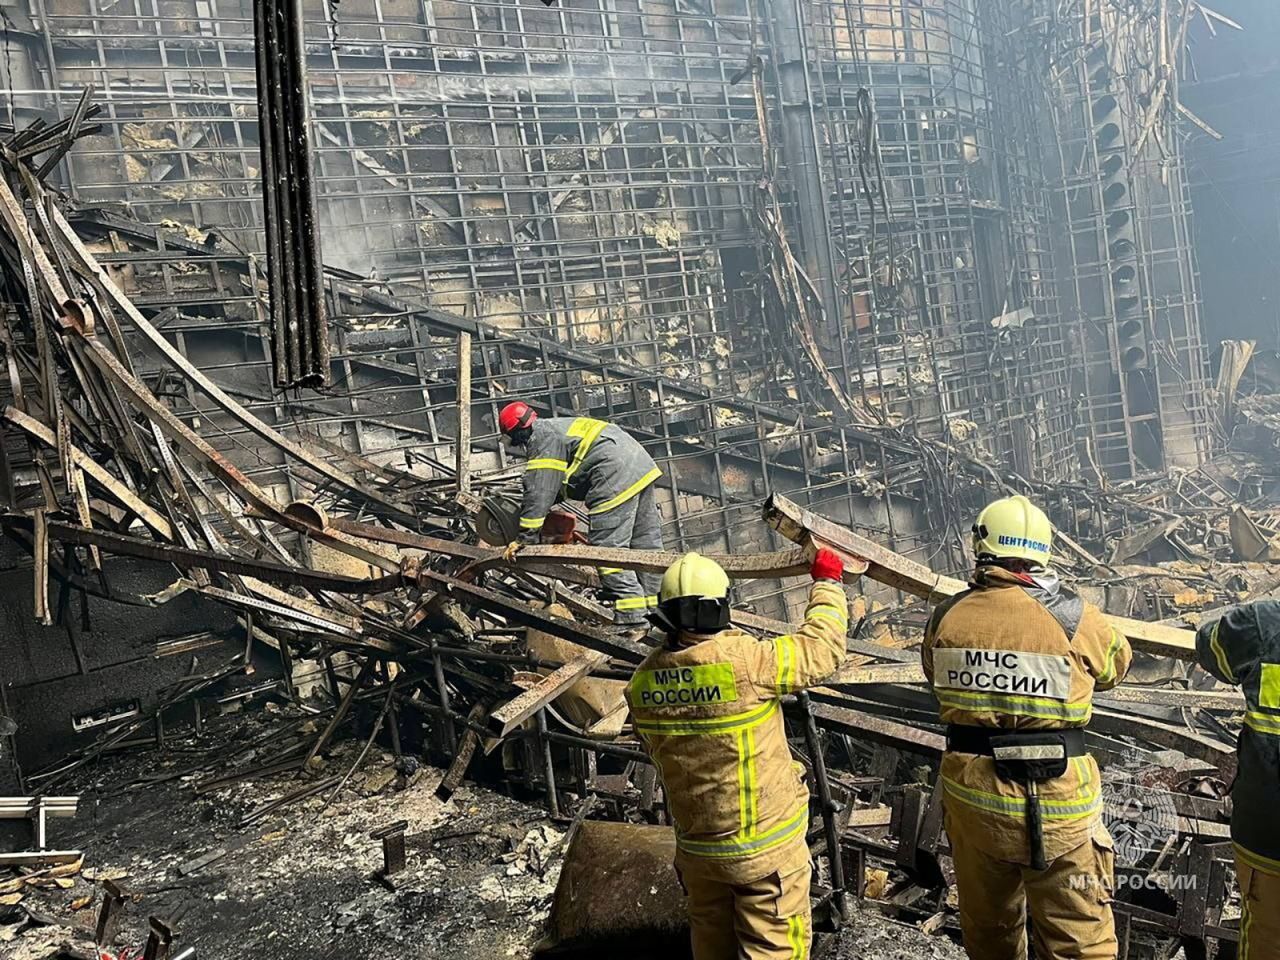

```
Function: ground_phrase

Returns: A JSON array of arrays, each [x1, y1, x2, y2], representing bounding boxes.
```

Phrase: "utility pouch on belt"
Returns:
[[945, 726, 1087, 870], [989, 732, 1070, 872]]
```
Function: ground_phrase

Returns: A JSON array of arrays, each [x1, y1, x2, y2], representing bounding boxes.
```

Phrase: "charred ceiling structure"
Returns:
[[0, 1, 1270, 958]]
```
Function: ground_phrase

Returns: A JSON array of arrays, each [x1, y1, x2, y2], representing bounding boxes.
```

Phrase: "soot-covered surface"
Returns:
[[1, 710, 967, 960]]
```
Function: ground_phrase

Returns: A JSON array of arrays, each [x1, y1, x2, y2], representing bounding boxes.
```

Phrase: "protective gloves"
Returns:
[[810, 547, 844, 582]]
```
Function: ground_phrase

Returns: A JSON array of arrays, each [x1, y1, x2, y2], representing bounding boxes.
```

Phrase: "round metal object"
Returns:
[[284, 498, 329, 531], [477, 494, 522, 545]]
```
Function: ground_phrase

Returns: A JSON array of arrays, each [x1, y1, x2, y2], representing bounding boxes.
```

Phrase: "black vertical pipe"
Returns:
[[254, 0, 329, 389], [797, 690, 851, 922]]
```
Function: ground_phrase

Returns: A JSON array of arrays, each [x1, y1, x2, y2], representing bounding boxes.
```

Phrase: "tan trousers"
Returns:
[[948, 821, 1117, 960], [1236, 856, 1280, 960], [680, 863, 811, 960]]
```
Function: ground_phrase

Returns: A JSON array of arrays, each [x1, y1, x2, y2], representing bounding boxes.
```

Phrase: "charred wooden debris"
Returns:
[[0, 105, 1277, 958]]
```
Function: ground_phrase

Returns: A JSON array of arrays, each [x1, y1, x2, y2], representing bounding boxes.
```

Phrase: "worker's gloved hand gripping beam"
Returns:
[[762, 493, 1196, 660]]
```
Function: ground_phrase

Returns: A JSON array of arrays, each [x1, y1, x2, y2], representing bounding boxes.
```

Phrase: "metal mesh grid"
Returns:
[[32, 0, 1107, 483], [1044, 2, 1211, 479], [14, 0, 1214, 520], [791, 0, 1079, 479], [65, 210, 948, 622], [38, 0, 769, 390]]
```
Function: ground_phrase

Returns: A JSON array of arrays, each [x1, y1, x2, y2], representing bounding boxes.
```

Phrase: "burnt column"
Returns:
[[766, 0, 841, 337]]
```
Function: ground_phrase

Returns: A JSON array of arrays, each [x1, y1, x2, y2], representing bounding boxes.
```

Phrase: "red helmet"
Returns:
[[498, 401, 536, 435]]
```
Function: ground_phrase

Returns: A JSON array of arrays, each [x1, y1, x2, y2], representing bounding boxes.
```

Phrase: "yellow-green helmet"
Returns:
[[972, 495, 1053, 566], [656, 552, 730, 633], [659, 552, 730, 603]]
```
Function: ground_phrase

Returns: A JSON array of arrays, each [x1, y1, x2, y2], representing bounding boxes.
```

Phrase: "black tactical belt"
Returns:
[[946, 725, 1086, 758]]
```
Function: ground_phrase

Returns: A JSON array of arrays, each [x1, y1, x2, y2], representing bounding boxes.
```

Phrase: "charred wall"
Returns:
[[10, 0, 1214, 483]]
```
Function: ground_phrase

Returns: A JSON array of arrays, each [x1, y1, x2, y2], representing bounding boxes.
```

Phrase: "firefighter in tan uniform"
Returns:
[[922, 496, 1132, 960], [626, 549, 850, 960]]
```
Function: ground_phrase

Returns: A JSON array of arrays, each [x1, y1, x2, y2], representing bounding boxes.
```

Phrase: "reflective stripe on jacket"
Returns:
[[922, 565, 1132, 864], [626, 580, 850, 884], [1196, 601, 1280, 874], [517, 416, 660, 533]]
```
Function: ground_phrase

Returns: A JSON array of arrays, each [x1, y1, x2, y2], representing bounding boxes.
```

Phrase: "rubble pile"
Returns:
[[0, 111, 1274, 960]]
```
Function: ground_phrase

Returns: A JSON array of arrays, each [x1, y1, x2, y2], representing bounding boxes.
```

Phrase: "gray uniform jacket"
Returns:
[[1196, 601, 1280, 874], [517, 416, 661, 536]]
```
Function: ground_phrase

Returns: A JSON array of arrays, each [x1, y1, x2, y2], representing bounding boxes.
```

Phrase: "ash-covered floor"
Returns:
[[1, 712, 967, 960]]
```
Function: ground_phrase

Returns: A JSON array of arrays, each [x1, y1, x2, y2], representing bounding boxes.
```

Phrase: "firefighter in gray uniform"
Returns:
[[497, 401, 664, 625], [1195, 601, 1280, 958]]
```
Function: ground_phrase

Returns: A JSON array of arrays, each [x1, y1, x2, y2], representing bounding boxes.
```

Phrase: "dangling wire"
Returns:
[[853, 87, 897, 299], [326, 0, 342, 50]]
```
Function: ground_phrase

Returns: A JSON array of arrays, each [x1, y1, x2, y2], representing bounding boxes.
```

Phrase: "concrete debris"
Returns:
[[500, 825, 564, 878]]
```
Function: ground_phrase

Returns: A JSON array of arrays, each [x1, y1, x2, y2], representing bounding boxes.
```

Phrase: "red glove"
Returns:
[[541, 511, 577, 544], [810, 547, 843, 582]]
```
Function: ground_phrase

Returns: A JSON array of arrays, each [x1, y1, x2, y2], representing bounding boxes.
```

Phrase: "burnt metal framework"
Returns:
[[56, 208, 952, 623], [1044, 1, 1212, 479], [15, 0, 1212, 487], [761, 0, 1081, 480], [33, 0, 765, 394]]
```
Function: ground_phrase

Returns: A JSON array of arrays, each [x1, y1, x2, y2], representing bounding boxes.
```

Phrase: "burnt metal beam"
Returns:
[[328, 514, 827, 582], [488, 652, 607, 738], [456, 332, 472, 495], [95, 879, 128, 947], [763, 493, 1197, 659], [414, 566, 648, 662], [3, 517, 403, 596], [436, 703, 489, 802], [797, 690, 852, 920], [806, 698, 945, 759], [1091, 709, 1236, 778], [4, 406, 175, 540]]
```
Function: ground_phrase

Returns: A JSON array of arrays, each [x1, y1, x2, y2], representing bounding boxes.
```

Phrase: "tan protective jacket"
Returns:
[[922, 566, 1132, 864], [626, 580, 850, 884]]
